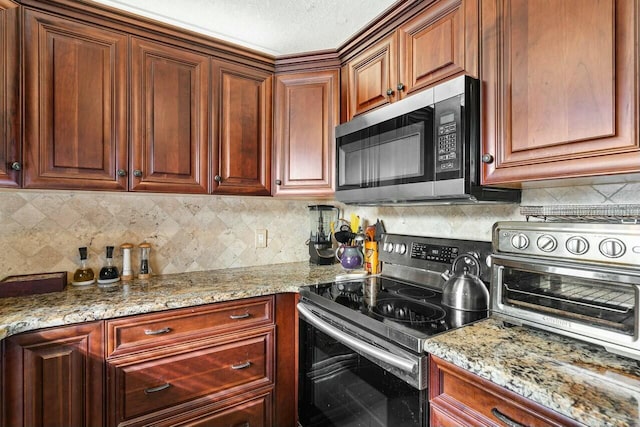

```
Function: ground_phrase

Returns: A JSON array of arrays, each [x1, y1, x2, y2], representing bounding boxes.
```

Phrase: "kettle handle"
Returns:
[[451, 253, 481, 277]]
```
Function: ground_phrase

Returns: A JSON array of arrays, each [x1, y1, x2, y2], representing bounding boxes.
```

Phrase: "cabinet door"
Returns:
[[481, 0, 640, 184], [273, 70, 338, 197], [398, 0, 478, 98], [344, 32, 398, 121], [3, 322, 105, 427], [0, 1, 20, 187], [23, 9, 127, 190], [212, 60, 272, 195], [130, 37, 210, 193]]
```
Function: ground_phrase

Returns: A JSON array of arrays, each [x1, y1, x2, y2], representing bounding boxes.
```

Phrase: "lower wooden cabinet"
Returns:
[[3, 322, 105, 427], [107, 326, 274, 426], [1, 294, 297, 427], [429, 355, 580, 427]]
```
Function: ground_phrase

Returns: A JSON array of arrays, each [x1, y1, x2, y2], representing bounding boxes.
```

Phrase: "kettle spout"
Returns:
[[440, 269, 452, 281]]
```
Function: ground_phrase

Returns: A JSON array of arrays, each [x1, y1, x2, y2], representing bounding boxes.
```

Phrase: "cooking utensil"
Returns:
[[334, 230, 355, 244], [441, 254, 488, 312]]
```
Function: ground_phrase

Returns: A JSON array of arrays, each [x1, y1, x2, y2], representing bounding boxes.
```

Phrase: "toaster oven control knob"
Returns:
[[384, 242, 394, 253], [510, 233, 529, 250], [536, 235, 557, 252], [566, 236, 589, 255], [599, 238, 625, 258]]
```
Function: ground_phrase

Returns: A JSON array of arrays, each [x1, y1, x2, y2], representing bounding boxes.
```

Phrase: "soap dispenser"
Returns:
[[98, 246, 120, 286], [71, 247, 95, 286]]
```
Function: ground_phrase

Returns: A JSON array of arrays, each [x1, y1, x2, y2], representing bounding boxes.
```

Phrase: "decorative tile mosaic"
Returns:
[[1, 182, 637, 278]]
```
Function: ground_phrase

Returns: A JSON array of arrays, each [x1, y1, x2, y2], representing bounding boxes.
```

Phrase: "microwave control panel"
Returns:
[[435, 96, 462, 177]]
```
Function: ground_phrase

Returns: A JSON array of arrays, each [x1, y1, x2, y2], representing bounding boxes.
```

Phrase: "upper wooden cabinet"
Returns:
[[0, 1, 20, 188], [212, 60, 272, 195], [273, 70, 339, 198], [342, 0, 478, 121], [3, 322, 105, 427], [130, 37, 210, 194], [481, 0, 640, 185], [23, 8, 128, 190]]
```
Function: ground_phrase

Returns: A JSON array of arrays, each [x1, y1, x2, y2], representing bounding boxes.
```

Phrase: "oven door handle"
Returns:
[[297, 303, 417, 374]]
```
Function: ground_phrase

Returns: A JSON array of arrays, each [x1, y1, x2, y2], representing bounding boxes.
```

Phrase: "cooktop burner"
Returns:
[[372, 298, 446, 324], [395, 287, 437, 300]]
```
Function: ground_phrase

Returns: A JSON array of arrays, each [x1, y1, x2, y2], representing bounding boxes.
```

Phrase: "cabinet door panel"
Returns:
[[131, 38, 209, 193], [345, 33, 397, 120], [4, 322, 105, 427], [274, 70, 338, 197], [481, 0, 640, 184], [0, 1, 20, 187], [399, 0, 474, 97], [23, 9, 127, 190], [212, 61, 272, 195]]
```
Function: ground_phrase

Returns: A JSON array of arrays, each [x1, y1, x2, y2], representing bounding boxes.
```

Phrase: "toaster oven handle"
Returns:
[[297, 303, 417, 374]]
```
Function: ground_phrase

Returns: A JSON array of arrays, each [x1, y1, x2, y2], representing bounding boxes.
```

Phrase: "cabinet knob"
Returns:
[[386, 88, 394, 96], [275, 179, 282, 185], [397, 82, 405, 91], [481, 153, 494, 164], [117, 169, 127, 177], [214, 175, 222, 183], [133, 169, 143, 177], [10, 161, 21, 171]]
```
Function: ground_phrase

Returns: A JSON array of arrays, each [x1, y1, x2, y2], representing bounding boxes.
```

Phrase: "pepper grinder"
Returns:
[[72, 247, 95, 286], [138, 242, 151, 279], [98, 246, 120, 286], [120, 243, 133, 281]]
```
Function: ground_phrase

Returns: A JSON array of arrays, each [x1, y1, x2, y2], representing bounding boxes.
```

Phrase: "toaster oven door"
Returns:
[[491, 255, 640, 357]]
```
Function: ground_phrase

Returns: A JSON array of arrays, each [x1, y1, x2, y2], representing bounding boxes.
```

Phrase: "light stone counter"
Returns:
[[0, 262, 343, 340], [424, 317, 640, 427]]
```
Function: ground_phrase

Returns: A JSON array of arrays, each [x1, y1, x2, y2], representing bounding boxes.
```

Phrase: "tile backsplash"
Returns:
[[1, 181, 638, 278]]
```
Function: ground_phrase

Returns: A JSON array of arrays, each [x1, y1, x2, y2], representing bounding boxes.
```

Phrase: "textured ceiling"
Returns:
[[91, 0, 399, 56]]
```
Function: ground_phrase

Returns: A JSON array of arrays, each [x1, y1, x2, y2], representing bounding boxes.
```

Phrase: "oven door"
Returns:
[[491, 254, 640, 359], [298, 303, 427, 427]]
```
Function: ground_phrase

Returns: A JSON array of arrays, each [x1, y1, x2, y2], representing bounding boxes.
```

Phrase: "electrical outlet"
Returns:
[[255, 229, 267, 248]]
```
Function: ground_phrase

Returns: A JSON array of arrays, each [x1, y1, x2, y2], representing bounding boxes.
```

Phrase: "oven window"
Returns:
[[501, 267, 636, 335], [298, 319, 426, 427], [336, 108, 433, 190]]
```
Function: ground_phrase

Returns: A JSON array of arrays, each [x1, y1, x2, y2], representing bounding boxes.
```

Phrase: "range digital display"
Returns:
[[410, 242, 458, 264]]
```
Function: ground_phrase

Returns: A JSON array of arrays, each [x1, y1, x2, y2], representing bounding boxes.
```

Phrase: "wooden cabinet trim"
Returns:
[[0, 1, 20, 188]]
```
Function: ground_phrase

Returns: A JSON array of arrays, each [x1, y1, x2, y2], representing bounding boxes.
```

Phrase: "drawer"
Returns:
[[106, 296, 273, 357], [152, 390, 272, 427], [429, 356, 580, 427], [109, 326, 274, 424]]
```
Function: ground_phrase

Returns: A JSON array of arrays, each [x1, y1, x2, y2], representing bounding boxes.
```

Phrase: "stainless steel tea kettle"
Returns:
[[440, 253, 489, 312]]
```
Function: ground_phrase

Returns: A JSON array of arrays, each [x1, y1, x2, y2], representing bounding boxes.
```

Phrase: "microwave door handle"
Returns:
[[297, 303, 417, 374]]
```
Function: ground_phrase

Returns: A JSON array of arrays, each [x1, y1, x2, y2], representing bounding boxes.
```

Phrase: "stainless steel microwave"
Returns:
[[335, 75, 520, 205]]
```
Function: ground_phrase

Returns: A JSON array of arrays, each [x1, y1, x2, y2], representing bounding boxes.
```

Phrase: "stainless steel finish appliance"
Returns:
[[334, 75, 520, 205], [491, 221, 640, 361], [298, 233, 492, 427]]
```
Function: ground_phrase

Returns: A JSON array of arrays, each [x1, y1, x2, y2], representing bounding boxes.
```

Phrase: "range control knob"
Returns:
[[394, 243, 407, 254], [536, 235, 557, 252], [510, 233, 529, 250], [599, 238, 625, 258], [566, 236, 589, 255]]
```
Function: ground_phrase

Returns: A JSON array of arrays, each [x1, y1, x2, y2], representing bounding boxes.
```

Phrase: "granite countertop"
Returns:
[[0, 261, 343, 340], [424, 316, 640, 427]]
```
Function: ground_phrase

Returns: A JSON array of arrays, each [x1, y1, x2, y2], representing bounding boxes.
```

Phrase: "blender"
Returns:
[[308, 205, 339, 265]]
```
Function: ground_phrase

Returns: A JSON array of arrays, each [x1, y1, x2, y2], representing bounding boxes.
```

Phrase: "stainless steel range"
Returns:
[[491, 221, 640, 361], [297, 233, 492, 427]]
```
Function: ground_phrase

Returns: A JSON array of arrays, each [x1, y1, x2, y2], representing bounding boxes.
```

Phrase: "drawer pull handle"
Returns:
[[144, 327, 172, 335], [231, 361, 251, 370], [144, 383, 171, 394], [491, 408, 527, 427], [230, 313, 251, 319]]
